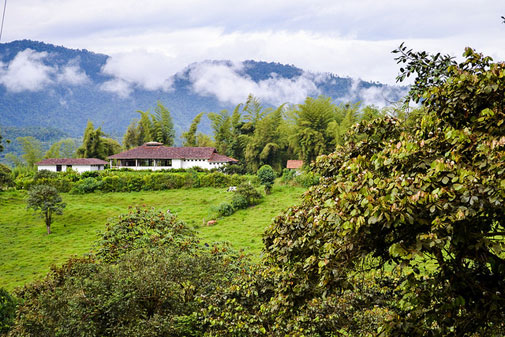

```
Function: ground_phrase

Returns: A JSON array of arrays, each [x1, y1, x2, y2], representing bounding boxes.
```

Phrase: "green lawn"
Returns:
[[0, 184, 305, 290]]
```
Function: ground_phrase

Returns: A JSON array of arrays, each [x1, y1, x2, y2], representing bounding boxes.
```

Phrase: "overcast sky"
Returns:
[[1, 0, 505, 87]]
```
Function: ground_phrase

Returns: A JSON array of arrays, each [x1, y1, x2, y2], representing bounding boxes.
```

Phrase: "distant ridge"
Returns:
[[0, 40, 406, 145]]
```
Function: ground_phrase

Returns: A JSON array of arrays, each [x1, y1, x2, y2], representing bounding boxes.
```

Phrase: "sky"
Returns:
[[0, 0, 504, 105]]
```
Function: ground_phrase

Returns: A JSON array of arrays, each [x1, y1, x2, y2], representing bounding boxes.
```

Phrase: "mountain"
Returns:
[[0, 40, 406, 150]]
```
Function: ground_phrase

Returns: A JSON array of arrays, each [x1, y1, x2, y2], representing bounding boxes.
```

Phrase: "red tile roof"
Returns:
[[286, 160, 304, 169], [36, 158, 108, 165], [209, 152, 238, 163], [108, 143, 238, 163]]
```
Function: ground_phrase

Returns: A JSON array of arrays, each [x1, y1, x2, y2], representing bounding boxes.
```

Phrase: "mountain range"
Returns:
[[0, 39, 407, 155]]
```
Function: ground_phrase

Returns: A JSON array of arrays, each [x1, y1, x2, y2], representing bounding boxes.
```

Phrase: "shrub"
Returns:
[[9, 209, 248, 337], [231, 194, 248, 210], [294, 171, 319, 187], [257, 165, 275, 194], [96, 207, 195, 263], [280, 168, 296, 184], [217, 202, 234, 217], [70, 177, 102, 194], [0, 288, 16, 334], [33, 169, 57, 181], [234, 183, 262, 206], [0, 164, 13, 189]]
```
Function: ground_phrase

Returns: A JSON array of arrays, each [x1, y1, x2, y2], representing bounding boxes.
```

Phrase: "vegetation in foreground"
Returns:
[[0, 184, 304, 291]]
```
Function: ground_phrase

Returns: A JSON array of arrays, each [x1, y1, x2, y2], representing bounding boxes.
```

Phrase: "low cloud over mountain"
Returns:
[[0, 40, 407, 138]]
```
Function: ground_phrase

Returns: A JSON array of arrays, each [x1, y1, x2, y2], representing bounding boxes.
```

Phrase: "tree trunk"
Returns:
[[45, 211, 52, 234]]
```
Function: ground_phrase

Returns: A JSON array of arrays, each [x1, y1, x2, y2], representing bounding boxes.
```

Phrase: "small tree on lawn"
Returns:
[[27, 185, 66, 235], [257, 164, 275, 194]]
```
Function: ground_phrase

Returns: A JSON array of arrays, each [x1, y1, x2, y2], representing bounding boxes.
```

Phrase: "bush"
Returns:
[[280, 168, 296, 184], [70, 177, 102, 194], [0, 288, 16, 334], [33, 169, 57, 181], [217, 202, 234, 217], [294, 172, 319, 187], [234, 183, 262, 206], [257, 165, 275, 194], [9, 209, 248, 337], [0, 164, 13, 189], [231, 194, 248, 210]]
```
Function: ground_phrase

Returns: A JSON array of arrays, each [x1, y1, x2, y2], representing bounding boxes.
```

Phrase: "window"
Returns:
[[156, 159, 172, 167], [139, 159, 154, 167], [56, 165, 62, 172]]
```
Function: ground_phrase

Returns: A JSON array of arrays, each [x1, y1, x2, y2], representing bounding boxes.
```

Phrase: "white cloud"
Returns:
[[100, 78, 132, 98], [0, 49, 90, 92], [186, 61, 320, 105], [2, 0, 505, 90], [100, 51, 176, 95], [337, 78, 408, 108], [57, 63, 89, 85], [0, 49, 54, 92]]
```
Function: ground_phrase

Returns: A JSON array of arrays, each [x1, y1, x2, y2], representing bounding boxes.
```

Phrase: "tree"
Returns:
[[76, 121, 105, 159], [182, 112, 204, 147], [27, 185, 66, 235], [151, 101, 175, 146], [257, 164, 275, 194], [208, 109, 232, 154], [291, 96, 337, 165], [196, 133, 214, 147], [206, 47, 505, 336], [44, 138, 78, 158], [122, 119, 141, 149], [17, 136, 43, 168], [0, 129, 3, 153], [101, 137, 121, 157]]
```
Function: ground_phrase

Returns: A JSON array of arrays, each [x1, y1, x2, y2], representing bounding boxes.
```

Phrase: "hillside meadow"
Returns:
[[0, 184, 305, 290]]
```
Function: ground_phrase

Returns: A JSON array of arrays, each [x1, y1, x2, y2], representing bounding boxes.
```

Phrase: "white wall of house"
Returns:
[[115, 159, 227, 170], [181, 159, 225, 170], [37, 165, 105, 173]]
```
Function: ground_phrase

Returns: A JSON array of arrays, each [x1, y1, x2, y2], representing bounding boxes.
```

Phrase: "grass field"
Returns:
[[0, 184, 305, 290]]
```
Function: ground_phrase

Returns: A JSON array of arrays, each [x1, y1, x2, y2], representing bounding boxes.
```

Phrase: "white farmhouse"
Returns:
[[36, 158, 108, 173], [107, 142, 238, 170]]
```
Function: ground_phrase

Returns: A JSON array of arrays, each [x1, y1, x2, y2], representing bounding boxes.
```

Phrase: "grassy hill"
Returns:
[[0, 184, 305, 290]]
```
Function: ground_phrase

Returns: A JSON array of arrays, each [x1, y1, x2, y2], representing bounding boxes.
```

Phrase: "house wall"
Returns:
[[114, 159, 227, 170], [37, 165, 104, 173], [181, 159, 225, 170]]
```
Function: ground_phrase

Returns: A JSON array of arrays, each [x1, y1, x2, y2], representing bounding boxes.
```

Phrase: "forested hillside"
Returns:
[[0, 40, 406, 153]]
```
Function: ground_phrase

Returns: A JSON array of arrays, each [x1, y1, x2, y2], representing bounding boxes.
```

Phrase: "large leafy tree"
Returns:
[[151, 101, 175, 146], [181, 112, 204, 147], [26, 185, 66, 235], [77, 121, 119, 159], [16, 136, 43, 168], [207, 48, 505, 336], [44, 138, 78, 158], [291, 96, 337, 165]]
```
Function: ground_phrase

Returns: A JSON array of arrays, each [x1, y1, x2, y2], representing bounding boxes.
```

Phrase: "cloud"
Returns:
[[185, 61, 320, 106], [99, 50, 176, 96], [337, 78, 409, 108], [0, 49, 55, 92], [57, 62, 89, 85], [100, 78, 132, 98], [0, 49, 90, 92]]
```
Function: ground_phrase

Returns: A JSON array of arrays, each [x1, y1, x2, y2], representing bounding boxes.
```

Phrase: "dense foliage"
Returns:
[[8, 208, 248, 337], [10, 168, 259, 194], [204, 47, 505, 336], [0, 288, 16, 334]]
